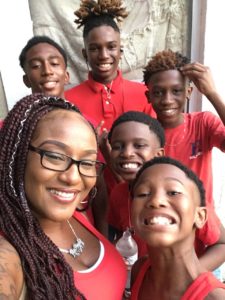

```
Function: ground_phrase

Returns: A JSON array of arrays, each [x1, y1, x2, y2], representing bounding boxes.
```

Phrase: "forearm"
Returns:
[[206, 90, 225, 126], [199, 244, 225, 271]]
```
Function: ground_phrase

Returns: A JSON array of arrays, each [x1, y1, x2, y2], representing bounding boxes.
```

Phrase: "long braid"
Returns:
[[0, 94, 87, 299]]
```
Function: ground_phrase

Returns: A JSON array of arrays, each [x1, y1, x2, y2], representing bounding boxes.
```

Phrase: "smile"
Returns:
[[49, 189, 75, 201], [144, 215, 175, 226], [120, 162, 140, 170], [97, 63, 112, 71], [41, 81, 57, 88]]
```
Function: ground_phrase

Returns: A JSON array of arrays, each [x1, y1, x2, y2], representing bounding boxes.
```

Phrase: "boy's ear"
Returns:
[[64, 71, 70, 85], [155, 148, 165, 157], [186, 85, 193, 99], [23, 74, 31, 88], [82, 48, 88, 60], [194, 207, 207, 229]]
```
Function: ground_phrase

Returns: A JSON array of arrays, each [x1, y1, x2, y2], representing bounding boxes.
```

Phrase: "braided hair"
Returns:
[[0, 94, 89, 299], [74, 0, 128, 37], [143, 49, 190, 85]]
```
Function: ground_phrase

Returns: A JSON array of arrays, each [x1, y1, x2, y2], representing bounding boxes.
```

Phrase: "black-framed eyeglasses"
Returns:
[[29, 145, 105, 177]]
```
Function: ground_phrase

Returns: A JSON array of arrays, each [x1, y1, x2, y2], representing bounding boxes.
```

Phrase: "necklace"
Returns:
[[103, 80, 113, 100], [59, 220, 85, 259]]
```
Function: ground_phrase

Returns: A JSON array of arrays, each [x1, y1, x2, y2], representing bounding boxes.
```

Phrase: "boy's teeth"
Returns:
[[148, 216, 172, 225], [122, 163, 138, 169]]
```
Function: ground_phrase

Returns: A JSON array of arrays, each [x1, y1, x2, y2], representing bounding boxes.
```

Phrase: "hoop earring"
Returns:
[[76, 187, 97, 212]]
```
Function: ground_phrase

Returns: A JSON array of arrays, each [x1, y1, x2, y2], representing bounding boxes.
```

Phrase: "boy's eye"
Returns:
[[111, 144, 123, 151], [134, 192, 151, 199], [173, 89, 183, 94], [134, 143, 147, 149], [167, 190, 181, 196], [31, 63, 41, 69], [108, 44, 118, 50], [89, 46, 98, 52], [152, 90, 163, 97]]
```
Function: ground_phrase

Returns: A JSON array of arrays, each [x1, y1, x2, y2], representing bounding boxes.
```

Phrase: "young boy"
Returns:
[[130, 156, 225, 299], [107, 111, 165, 255], [19, 35, 70, 98], [144, 50, 225, 265]]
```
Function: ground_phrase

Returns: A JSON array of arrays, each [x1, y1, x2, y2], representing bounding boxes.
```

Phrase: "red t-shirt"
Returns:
[[131, 259, 225, 300], [0, 119, 3, 128], [65, 70, 155, 132], [165, 112, 225, 208], [73, 211, 126, 300]]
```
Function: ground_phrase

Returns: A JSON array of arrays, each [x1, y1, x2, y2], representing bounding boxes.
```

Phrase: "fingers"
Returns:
[[96, 120, 105, 135]]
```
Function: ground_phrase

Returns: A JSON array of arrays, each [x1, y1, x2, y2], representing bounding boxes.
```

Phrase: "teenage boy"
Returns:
[[143, 50, 225, 268]]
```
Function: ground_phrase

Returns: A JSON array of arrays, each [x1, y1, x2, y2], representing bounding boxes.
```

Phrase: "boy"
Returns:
[[130, 156, 225, 299], [144, 50, 225, 264], [107, 111, 165, 255], [19, 35, 70, 98]]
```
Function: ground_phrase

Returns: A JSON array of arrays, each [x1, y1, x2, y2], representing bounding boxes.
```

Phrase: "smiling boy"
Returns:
[[144, 50, 225, 269]]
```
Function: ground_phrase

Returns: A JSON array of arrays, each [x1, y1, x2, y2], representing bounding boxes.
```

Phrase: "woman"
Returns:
[[0, 94, 126, 299], [65, 0, 155, 133]]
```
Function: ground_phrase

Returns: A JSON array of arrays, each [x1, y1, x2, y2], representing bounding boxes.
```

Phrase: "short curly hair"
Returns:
[[108, 111, 165, 148], [143, 49, 190, 85]]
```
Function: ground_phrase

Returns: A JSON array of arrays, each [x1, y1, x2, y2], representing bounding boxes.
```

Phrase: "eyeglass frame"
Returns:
[[28, 144, 105, 177]]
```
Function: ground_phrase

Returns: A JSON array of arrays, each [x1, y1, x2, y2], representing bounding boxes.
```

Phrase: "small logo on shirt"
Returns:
[[190, 140, 202, 159]]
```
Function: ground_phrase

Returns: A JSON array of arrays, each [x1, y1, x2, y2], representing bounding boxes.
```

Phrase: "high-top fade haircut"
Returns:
[[108, 110, 165, 148], [74, 0, 128, 38], [0, 94, 95, 299], [130, 156, 206, 207], [19, 35, 68, 69], [143, 49, 190, 86]]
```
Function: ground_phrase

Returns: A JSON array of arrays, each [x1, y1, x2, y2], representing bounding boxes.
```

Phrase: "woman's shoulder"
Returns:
[[0, 236, 24, 298]]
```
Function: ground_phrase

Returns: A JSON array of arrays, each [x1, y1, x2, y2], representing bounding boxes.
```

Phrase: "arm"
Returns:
[[181, 63, 225, 128], [0, 236, 23, 299], [199, 223, 225, 271], [99, 131, 124, 183]]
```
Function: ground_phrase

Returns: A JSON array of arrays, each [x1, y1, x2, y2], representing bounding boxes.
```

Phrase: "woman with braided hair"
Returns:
[[0, 93, 126, 299], [65, 0, 155, 133]]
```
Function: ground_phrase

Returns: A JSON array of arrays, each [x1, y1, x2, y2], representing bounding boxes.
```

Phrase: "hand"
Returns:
[[180, 62, 217, 97], [96, 120, 105, 136]]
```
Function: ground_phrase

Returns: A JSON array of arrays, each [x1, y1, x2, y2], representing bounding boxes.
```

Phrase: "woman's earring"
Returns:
[[76, 187, 97, 212], [89, 186, 97, 203]]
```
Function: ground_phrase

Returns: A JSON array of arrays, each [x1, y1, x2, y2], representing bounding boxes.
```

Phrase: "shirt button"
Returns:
[[106, 101, 109, 105]]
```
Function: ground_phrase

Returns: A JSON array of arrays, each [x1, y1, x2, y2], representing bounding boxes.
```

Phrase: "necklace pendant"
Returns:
[[69, 238, 85, 258]]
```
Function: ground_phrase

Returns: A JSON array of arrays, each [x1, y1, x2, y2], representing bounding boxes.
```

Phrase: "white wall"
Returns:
[[203, 0, 225, 222], [0, 1, 33, 110]]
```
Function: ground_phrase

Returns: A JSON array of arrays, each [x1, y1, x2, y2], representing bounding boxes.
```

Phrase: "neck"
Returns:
[[91, 71, 118, 84], [145, 241, 205, 298], [159, 113, 184, 129]]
